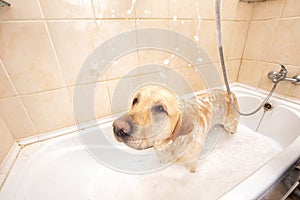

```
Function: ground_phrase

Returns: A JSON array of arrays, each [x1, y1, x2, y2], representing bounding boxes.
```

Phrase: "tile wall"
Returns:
[[239, 0, 300, 99], [1, 0, 298, 165]]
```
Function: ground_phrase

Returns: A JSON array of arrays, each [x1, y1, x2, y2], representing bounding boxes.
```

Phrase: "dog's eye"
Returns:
[[132, 98, 138, 106], [154, 105, 167, 114]]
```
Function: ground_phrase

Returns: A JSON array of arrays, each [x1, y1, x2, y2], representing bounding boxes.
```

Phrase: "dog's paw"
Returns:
[[184, 163, 197, 173]]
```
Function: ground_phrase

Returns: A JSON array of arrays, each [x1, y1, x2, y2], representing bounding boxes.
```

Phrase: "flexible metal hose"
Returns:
[[215, 0, 278, 116]]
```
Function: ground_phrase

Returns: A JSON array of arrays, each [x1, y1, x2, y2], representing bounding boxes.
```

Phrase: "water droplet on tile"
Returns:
[[144, 10, 151, 15], [163, 59, 170, 65]]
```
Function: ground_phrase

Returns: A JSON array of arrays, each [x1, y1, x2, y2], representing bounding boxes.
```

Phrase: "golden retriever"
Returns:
[[113, 85, 240, 172]]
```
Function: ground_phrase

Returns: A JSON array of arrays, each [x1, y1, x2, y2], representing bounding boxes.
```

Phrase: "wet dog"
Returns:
[[113, 85, 239, 172]]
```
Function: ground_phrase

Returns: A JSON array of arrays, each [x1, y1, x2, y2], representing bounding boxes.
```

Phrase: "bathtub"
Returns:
[[0, 84, 299, 200]]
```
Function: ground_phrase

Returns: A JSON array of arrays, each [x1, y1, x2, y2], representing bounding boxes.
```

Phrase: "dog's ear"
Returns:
[[171, 108, 194, 141]]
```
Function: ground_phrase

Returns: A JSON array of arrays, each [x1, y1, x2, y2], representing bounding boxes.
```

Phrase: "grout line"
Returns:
[[279, 0, 287, 28], [237, 4, 253, 80], [37, 0, 71, 102], [236, 58, 243, 82], [249, 16, 300, 22], [0, 142, 22, 191], [37, 1, 68, 90], [90, 0, 97, 20], [0, 87, 71, 100], [0, 58, 244, 101], [0, 60, 38, 138], [0, 17, 264, 23], [242, 58, 299, 67]]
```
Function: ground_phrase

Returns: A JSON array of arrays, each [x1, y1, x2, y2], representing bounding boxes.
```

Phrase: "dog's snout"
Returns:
[[113, 119, 132, 137]]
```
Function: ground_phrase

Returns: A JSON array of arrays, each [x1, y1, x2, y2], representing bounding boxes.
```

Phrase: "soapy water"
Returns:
[[0, 122, 282, 200], [86, 123, 282, 200]]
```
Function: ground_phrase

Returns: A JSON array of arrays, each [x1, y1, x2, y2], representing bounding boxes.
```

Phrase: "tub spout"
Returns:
[[289, 75, 300, 85]]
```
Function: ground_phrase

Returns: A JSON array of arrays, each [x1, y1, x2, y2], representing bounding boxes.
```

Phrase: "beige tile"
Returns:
[[0, 116, 15, 165], [196, 0, 241, 20], [94, 82, 112, 119], [228, 21, 250, 60], [268, 18, 300, 66], [169, 20, 198, 41], [108, 77, 142, 114], [69, 82, 111, 122], [221, 0, 240, 20], [39, 0, 94, 19], [102, 51, 139, 81], [197, 20, 218, 62], [195, 62, 224, 88], [0, 22, 65, 95], [138, 49, 189, 72], [235, 1, 254, 20], [174, 67, 208, 93], [216, 60, 241, 84], [282, 0, 300, 17], [259, 63, 298, 95], [21, 89, 74, 134], [0, 61, 15, 98], [48, 20, 136, 86], [243, 20, 278, 61], [197, 20, 232, 62], [218, 21, 236, 60], [169, 0, 198, 19], [170, 19, 233, 64], [197, 0, 215, 19], [0, 97, 36, 139], [238, 59, 265, 87], [135, 0, 168, 19], [93, 0, 134, 19], [136, 19, 217, 66], [48, 20, 98, 86], [227, 60, 241, 83], [0, 0, 42, 20], [252, 0, 285, 20], [135, 19, 170, 29]]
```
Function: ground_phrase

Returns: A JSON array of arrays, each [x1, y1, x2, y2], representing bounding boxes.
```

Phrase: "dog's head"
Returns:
[[112, 85, 194, 150]]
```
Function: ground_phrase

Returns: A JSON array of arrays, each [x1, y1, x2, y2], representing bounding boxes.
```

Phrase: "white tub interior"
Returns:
[[0, 85, 299, 200]]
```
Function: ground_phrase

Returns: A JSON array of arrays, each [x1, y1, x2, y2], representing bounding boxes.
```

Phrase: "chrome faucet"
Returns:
[[268, 65, 300, 85]]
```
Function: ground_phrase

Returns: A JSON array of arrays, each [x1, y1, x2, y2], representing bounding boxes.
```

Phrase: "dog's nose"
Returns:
[[113, 119, 132, 137]]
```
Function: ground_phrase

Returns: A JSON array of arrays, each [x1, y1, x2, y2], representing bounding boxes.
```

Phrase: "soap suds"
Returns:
[[1, 124, 282, 200], [90, 124, 282, 200]]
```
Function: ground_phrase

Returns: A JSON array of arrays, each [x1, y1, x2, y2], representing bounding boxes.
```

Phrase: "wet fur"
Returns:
[[113, 86, 240, 172]]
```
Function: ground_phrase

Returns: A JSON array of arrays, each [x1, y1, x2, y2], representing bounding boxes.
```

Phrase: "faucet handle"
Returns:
[[279, 64, 287, 77]]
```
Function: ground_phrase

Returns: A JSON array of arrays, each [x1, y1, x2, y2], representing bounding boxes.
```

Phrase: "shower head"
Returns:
[[240, 0, 274, 3], [0, 0, 10, 7]]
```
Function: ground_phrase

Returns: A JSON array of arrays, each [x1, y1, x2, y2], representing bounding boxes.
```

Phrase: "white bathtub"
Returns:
[[220, 84, 300, 199], [0, 84, 299, 200]]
